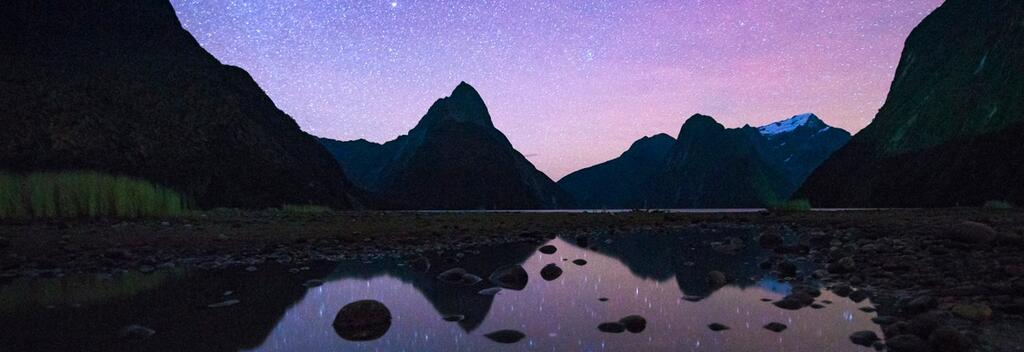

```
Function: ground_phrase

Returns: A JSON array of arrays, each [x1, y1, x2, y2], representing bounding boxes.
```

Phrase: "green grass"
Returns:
[[0, 171, 186, 219], [280, 204, 333, 214], [983, 200, 1015, 210], [767, 199, 813, 212]]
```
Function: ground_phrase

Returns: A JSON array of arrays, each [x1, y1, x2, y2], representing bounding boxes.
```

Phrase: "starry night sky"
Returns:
[[169, 0, 942, 179]]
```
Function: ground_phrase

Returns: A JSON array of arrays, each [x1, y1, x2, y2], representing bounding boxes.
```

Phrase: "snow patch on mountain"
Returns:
[[758, 113, 817, 136]]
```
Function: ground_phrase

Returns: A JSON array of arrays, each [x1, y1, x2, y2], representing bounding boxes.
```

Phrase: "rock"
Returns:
[[683, 295, 703, 302], [117, 325, 155, 340], [758, 233, 784, 248], [484, 330, 526, 343], [849, 330, 880, 346], [333, 300, 392, 341], [437, 268, 483, 286], [775, 261, 798, 277], [409, 257, 430, 272], [138, 265, 155, 274], [477, 287, 502, 296], [712, 237, 745, 255], [572, 259, 588, 266], [763, 322, 787, 332], [905, 296, 938, 315], [945, 221, 996, 243], [951, 303, 992, 321], [619, 315, 647, 333], [245, 266, 258, 272], [598, 322, 626, 333], [872, 316, 898, 325], [708, 323, 730, 331], [207, 299, 240, 308], [886, 334, 928, 352], [540, 263, 563, 281], [441, 314, 465, 322], [598, 297, 609, 302], [928, 326, 971, 352], [849, 289, 870, 303], [832, 284, 853, 297], [538, 245, 557, 254], [302, 279, 325, 288], [773, 292, 814, 310], [488, 264, 528, 290], [791, 284, 821, 298], [707, 271, 728, 287], [575, 236, 589, 247], [829, 256, 856, 273]]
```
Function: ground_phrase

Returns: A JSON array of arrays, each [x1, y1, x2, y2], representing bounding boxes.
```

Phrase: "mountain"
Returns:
[[796, 0, 1024, 207], [0, 0, 358, 208], [559, 113, 849, 208], [320, 82, 574, 210], [558, 134, 675, 208]]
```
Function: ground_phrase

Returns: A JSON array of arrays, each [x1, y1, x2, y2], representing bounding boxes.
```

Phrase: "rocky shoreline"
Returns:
[[1, 208, 1022, 351]]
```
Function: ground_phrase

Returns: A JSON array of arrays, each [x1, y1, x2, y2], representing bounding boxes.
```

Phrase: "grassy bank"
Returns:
[[0, 171, 186, 219]]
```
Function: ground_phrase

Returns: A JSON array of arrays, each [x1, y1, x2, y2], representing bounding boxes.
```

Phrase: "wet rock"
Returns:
[[441, 314, 465, 322], [791, 284, 821, 298], [905, 296, 938, 315], [951, 303, 992, 321], [484, 329, 526, 343], [488, 264, 528, 290], [775, 260, 798, 277], [764, 322, 787, 332], [849, 330, 880, 346], [477, 287, 502, 296], [832, 284, 853, 297], [708, 323, 730, 331], [572, 259, 588, 266], [707, 271, 728, 287], [928, 326, 971, 352], [619, 315, 647, 333], [758, 233, 784, 248], [598, 297, 609, 302], [598, 322, 626, 333], [207, 299, 240, 308], [773, 292, 814, 310], [849, 289, 870, 303], [872, 316, 897, 325], [409, 257, 430, 272], [886, 334, 928, 352], [300, 279, 323, 288], [333, 300, 392, 341], [809, 303, 825, 309], [117, 324, 155, 340], [828, 256, 856, 273], [575, 236, 589, 247], [538, 245, 557, 254], [437, 268, 482, 286], [540, 263, 563, 281], [945, 221, 996, 243]]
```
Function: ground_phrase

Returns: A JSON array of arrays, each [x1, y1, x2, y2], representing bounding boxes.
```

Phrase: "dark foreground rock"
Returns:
[[619, 315, 647, 333], [540, 263, 563, 281], [488, 264, 529, 290], [333, 300, 392, 341], [484, 330, 526, 343], [598, 322, 626, 333]]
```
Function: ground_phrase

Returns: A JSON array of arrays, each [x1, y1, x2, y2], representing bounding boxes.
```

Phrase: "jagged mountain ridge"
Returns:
[[320, 82, 574, 210]]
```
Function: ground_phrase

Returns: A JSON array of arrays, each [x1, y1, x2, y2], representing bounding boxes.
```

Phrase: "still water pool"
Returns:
[[0, 229, 881, 351]]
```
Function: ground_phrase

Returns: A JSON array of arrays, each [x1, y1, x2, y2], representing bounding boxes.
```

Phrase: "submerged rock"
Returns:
[[333, 300, 392, 341], [763, 322, 787, 332], [484, 330, 526, 344], [619, 315, 647, 333], [488, 264, 528, 290], [708, 323, 730, 331], [849, 330, 880, 346], [540, 263, 563, 281], [598, 322, 626, 333], [538, 245, 557, 254], [437, 268, 483, 286], [572, 259, 588, 266]]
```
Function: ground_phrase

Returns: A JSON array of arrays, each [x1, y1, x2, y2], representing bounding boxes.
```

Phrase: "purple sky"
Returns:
[[170, 0, 942, 180]]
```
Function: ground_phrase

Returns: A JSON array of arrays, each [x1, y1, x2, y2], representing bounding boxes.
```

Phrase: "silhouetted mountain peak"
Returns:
[[678, 114, 725, 138], [758, 113, 826, 136], [415, 82, 493, 131]]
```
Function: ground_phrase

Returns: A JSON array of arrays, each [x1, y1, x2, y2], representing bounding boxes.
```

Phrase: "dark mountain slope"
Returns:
[[558, 134, 675, 209], [0, 0, 358, 208], [321, 83, 573, 210], [796, 0, 1024, 207]]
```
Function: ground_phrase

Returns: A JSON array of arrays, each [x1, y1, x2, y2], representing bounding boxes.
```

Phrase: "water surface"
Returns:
[[0, 229, 881, 351]]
